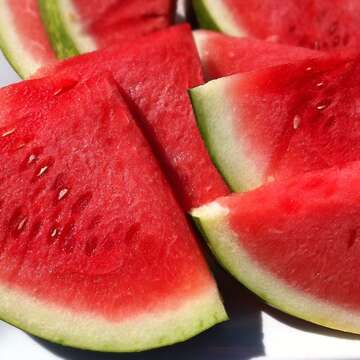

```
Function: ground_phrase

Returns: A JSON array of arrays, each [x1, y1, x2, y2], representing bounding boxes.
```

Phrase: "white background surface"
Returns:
[[1, 1, 360, 358]]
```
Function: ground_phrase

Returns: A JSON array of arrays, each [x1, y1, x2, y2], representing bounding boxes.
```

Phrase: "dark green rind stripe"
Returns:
[[38, 0, 79, 59], [189, 89, 236, 192], [192, 0, 222, 32]]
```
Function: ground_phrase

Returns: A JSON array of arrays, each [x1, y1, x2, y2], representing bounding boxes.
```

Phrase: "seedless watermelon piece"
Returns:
[[0, 75, 227, 351], [193, 0, 360, 51], [39, 24, 230, 211], [0, 0, 56, 78], [192, 162, 360, 334], [194, 30, 323, 80], [39, 0, 176, 57], [190, 54, 360, 192]]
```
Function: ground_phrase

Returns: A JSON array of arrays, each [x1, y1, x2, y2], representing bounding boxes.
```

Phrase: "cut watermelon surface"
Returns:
[[193, 0, 360, 51], [190, 54, 360, 192], [192, 161, 360, 334], [0, 0, 56, 78], [39, 0, 176, 57], [194, 30, 323, 80], [0, 75, 227, 351], [39, 25, 230, 211]]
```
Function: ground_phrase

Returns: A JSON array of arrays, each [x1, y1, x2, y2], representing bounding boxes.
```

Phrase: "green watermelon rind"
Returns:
[[192, 0, 221, 32], [189, 82, 264, 192], [38, 0, 80, 59], [189, 88, 236, 192], [191, 202, 360, 335], [0, 282, 228, 352], [0, 27, 25, 78], [192, 0, 245, 36]]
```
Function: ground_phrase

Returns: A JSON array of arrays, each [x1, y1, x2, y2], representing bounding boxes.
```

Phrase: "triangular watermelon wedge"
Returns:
[[39, 0, 176, 57], [193, 0, 360, 51], [39, 24, 230, 211], [194, 30, 323, 81], [0, 0, 56, 78], [192, 161, 360, 334], [190, 53, 360, 192], [0, 74, 227, 352]]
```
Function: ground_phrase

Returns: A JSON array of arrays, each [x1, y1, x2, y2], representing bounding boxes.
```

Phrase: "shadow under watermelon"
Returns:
[[32, 258, 265, 360]]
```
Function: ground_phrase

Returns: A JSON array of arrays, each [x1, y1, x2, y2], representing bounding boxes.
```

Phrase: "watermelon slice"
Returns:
[[193, 0, 360, 51], [190, 54, 360, 192], [0, 0, 56, 78], [0, 74, 227, 352], [194, 30, 323, 80], [39, 0, 176, 57], [192, 161, 360, 334], [39, 24, 230, 211]]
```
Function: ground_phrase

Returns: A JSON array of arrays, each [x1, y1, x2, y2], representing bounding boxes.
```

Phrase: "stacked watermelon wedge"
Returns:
[[3, 0, 360, 355], [0, 0, 176, 78], [193, 0, 360, 50], [189, 2, 360, 336], [0, 24, 229, 352]]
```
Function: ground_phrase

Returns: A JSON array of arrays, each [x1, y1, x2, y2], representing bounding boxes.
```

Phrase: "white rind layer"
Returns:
[[193, 31, 205, 59], [190, 78, 266, 192], [57, 0, 98, 53], [192, 202, 360, 334], [193, 31, 211, 80], [0, 282, 227, 352], [0, 0, 41, 78], [199, 0, 247, 36]]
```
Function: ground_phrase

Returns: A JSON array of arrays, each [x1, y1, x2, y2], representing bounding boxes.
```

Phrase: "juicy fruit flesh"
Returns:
[[219, 162, 360, 311], [223, 0, 360, 50], [72, 0, 175, 46], [0, 76, 214, 320], [229, 55, 360, 184], [39, 25, 229, 211], [9, 0, 55, 62], [194, 30, 322, 80]]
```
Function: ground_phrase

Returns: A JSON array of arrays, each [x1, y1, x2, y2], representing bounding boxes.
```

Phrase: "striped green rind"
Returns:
[[39, 0, 79, 59], [191, 202, 360, 335], [192, 0, 221, 32], [0, 29, 24, 78], [192, 0, 246, 36], [0, 282, 227, 352], [189, 88, 237, 192], [190, 80, 265, 192]]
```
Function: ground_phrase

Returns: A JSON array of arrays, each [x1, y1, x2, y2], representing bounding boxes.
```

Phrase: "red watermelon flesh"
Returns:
[[39, 24, 230, 211], [192, 161, 360, 332], [0, 74, 225, 350], [211, 0, 360, 50], [194, 30, 323, 80], [72, 0, 176, 46]]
